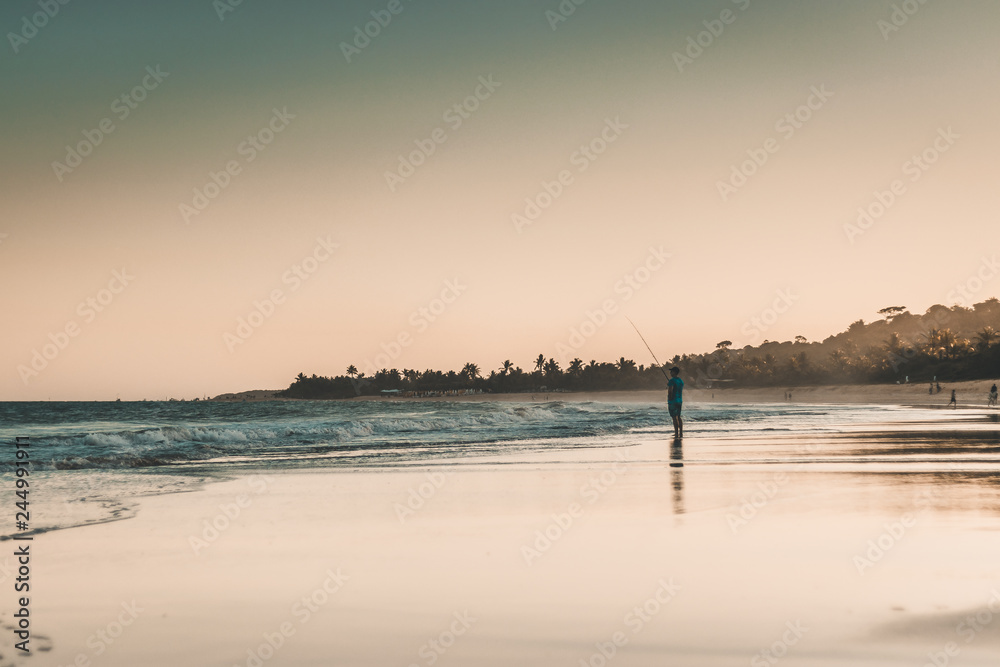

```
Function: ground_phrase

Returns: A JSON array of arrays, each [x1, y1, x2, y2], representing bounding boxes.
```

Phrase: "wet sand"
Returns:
[[12, 411, 1000, 666]]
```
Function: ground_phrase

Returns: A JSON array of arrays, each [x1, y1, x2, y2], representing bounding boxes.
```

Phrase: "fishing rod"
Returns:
[[625, 317, 670, 381]]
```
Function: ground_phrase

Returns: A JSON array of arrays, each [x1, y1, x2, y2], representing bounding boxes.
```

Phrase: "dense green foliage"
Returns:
[[280, 299, 1000, 399]]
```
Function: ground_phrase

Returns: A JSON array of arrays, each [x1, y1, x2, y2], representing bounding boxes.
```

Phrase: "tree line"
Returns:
[[279, 298, 1000, 399]]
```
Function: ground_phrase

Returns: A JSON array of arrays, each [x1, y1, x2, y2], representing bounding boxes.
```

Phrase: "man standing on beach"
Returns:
[[667, 366, 684, 438]]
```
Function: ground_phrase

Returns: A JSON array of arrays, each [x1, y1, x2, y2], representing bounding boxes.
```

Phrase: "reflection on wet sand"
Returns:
[[670, 437, 684, 515], [652, 413, 1000, 520]]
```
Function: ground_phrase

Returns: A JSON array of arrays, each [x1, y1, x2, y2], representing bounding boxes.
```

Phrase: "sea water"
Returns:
[[0, 400, 976, 537]]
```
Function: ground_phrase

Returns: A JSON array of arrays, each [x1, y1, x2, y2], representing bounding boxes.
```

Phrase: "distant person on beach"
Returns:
[[929, 382, 934, 395], [667, 366, 684, 438], [936, 382, 941, 394], [989, 384, 998, 407], [949, 390, 957, 408]]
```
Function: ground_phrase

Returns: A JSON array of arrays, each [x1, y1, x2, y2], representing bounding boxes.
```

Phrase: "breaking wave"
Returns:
[[0, 399, 922, 472]]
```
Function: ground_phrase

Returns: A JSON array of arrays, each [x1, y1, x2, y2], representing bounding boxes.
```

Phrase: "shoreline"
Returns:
[[210, 378, 1000, 408]]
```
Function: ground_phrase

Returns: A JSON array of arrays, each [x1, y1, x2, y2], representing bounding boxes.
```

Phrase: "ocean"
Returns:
[[0, 399, 973, 538], [0, 400, 946, 471]]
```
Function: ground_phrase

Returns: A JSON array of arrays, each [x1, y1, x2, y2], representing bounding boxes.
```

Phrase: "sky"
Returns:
[[2, 0, 999, 400]]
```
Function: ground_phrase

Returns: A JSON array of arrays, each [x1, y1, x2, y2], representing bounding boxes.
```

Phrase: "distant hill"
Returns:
[[679, 298, 1000, 388]]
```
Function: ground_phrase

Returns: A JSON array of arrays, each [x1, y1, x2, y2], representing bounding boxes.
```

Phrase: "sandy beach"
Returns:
[[12, 405, 1000, 667]]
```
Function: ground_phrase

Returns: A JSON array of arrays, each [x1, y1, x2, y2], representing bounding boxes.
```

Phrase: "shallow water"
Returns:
[[0, 400, 970, 472], [0, 400, 994, 541]]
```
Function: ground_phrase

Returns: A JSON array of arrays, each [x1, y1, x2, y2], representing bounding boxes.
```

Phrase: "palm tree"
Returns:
[[885, 333, 904, 354], [543, 358, 561, 377], [568, 358, 584, 376], [954, 338, 973, 357], [534, 354, 545, 373], [921, 329, 942, 358], [976, 327, 998, 351], [616, 357, 637, 373], [939, 329, 956, 358], [500, 360, 514, 376], [462, 363, 481, 382], [346, 365, 358, 378]]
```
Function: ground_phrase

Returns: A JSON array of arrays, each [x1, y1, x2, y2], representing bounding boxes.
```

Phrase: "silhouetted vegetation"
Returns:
[[279, 299, 1000, 399]]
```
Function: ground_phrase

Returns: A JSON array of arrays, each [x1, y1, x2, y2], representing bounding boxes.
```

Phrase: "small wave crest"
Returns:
[[5, 401, 611, 471]]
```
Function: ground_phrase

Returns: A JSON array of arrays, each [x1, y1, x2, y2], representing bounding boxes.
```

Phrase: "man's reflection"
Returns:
[[670, 436, 685, 515]]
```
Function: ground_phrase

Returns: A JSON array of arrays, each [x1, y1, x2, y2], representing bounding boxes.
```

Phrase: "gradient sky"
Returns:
[[3, 0, 999, 400]]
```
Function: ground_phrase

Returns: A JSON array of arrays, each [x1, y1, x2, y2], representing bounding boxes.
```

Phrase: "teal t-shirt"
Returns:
[[667, 377, 683, 404]]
